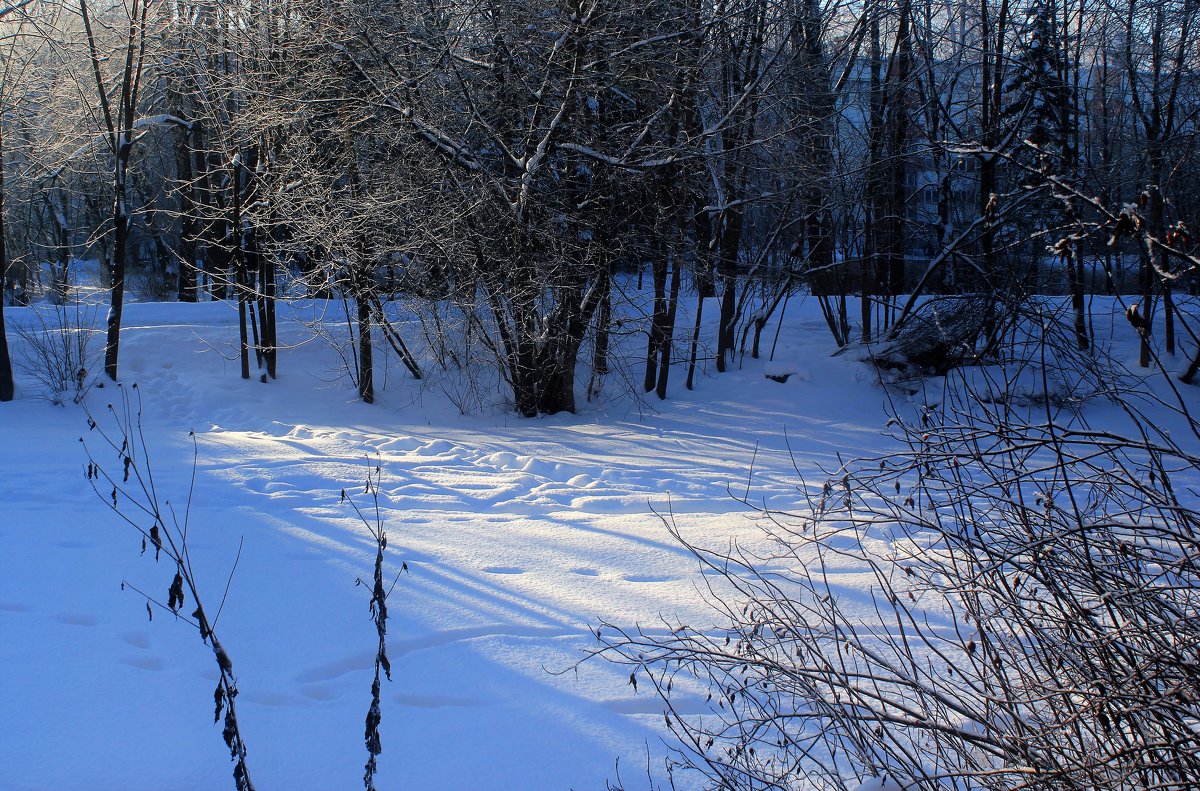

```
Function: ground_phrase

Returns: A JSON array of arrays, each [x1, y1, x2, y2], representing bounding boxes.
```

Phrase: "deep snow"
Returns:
[[0, 293, 1194, 790]]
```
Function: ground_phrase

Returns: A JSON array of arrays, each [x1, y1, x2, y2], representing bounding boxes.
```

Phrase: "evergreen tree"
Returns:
[[1006, 0, 1088, 348], [1008, 0, 1071, 157]]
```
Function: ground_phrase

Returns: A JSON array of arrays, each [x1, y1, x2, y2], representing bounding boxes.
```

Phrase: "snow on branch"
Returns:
[[133, 113, 192, 131], [34, 114, 192, 184]]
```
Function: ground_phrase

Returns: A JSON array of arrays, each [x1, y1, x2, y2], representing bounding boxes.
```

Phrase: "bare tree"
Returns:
[[0, 0, 39, 401], [1120, 0, 1199, 365], [77, 0, 154, 380]]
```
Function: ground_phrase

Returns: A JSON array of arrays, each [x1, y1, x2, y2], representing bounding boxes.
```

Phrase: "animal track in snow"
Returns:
[[300, 685, 337, 701], [118, 656, 165, 672], [295, 625, 572, 684], [54, 613, 98, 627], [118, 631, 151, 649], [244, 691, 305, 707], [293, 650, 375, 684], [393, 693, 485, 709]]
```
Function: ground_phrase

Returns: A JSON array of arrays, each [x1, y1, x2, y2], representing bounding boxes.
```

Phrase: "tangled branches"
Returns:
[[598, 368, 1200, 790]]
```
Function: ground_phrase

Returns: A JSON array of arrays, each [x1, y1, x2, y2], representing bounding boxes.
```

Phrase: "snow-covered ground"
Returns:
[[0, 293, 1193, 790]]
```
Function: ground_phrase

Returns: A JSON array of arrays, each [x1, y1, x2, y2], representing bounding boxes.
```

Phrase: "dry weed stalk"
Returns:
[[82, 384, 254, 791], [343, 460, 406, 791]]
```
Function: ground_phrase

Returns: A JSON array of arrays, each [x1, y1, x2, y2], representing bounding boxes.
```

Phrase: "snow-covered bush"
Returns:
[[598, 367, 1200, 790], [865, 296, 1097, 400], [865, 294, 994, 377]]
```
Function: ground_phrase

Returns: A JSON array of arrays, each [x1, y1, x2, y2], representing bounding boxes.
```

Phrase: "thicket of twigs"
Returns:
[[598, 312, 1200, 790], [17, 301, 99, 405]]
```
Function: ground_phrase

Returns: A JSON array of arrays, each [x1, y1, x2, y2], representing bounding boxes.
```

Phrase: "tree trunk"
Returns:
[[207, 227, 231, 301], [883, 0, 913, 310], [0, 283, 10, 401], [50, 191, 70, 303], [175, 122, 199, 302], [511, 292, 539, 418], [1141, 179, 1163, 369], [1067, 253, 1089, 350], [655, 251, 682, 400], [103, 156, 131, 382], [1164, 278, 1176, 355], [84, 0, 148, 383], [863, 9, 884, 342], [588, 269, 611, 402], [535, 340, 579, 415], [1063, 0, 1089, 351], [357, 289, 374, 403], [751, 277, 791, 359], [207, 153, 231, 301], [715, 208, 743, 372], [248, 226, 276, 378], [0, 121, 13, 402], [644, 237, 668, 391], [976, 0, 1009, 306], [233, 159, 251, 380], [1181, 345, 1200, 384], [686, 288, 705, 391]]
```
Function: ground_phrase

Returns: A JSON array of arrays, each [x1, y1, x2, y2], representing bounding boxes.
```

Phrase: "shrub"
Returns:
[[598, 360, 1200, 790], [17, 300, 100, 404]]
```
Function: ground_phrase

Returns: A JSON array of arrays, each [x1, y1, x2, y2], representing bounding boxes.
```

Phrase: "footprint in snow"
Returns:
[[301, 685, 337, 702], [119, 655, 165, 672], [482, 566, 524, 575], [393, 693, 484, 709], [54, 613, 98, 627], [118, 631, 151, 649], [294, 650, 376, 684], [244, 691, 301, 707]]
